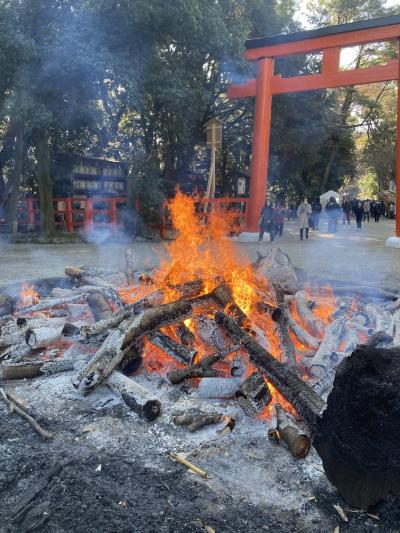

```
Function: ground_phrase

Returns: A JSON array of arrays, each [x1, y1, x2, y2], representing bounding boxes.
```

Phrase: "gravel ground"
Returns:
[[0, 218, 399, 289]]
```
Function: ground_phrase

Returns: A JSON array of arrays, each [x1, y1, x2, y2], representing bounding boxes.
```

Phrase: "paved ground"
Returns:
[[0, 217, 399, 290]]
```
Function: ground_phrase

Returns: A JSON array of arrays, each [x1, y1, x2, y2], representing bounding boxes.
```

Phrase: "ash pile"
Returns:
[[1, 243, 400, 519]]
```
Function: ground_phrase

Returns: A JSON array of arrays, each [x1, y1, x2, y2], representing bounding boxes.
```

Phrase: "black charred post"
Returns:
[[313, 345, 400, 509], [148, 331, 196, 365], [87, 291, 113, 322], [215, 311, 325, 428], [236, 372, 272, 417]]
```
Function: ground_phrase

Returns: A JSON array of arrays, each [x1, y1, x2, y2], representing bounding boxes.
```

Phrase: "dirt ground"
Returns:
[[0, 218, 399, 290]]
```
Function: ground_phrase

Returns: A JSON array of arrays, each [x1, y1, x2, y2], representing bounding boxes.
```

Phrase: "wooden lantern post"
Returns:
[[204, 118, 223, 208]]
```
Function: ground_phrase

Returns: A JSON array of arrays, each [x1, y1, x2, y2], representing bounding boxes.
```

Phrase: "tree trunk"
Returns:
[[34, 131, 55, 238], [7, 121, 24, 238]]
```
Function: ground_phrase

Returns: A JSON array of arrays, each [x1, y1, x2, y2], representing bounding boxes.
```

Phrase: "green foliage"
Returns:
[[0, 0, 395, 228]]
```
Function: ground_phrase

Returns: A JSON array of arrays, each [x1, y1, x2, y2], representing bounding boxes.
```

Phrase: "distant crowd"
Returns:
[[258, 197, 393, 243]]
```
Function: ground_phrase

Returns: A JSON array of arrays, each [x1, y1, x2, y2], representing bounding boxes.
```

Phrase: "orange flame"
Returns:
[[20, 283, 39, 307]]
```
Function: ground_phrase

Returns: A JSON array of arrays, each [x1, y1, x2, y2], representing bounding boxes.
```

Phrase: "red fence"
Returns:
[[15, 196, 249, 236]]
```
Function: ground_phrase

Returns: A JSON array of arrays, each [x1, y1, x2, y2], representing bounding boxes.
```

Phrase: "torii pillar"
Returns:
[[227, 15, 400, 244]]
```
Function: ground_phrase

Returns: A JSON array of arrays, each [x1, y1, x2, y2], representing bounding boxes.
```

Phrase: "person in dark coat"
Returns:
[[287, 203, 297, 221], [274, 203, 285, 237], [372, 201, 382, 223], [325, 196, 340, 233], [354, 200, 364, 230], [311, 199, 322, 230], [341, 200, 351, 224], [258, 199, 275, 242]]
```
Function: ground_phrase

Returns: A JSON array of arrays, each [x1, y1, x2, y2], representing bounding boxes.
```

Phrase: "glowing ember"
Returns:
[[20, 283, 39, 307]]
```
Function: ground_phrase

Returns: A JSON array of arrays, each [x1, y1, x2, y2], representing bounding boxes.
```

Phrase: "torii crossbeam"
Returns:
[[228, 15, 400, 242]]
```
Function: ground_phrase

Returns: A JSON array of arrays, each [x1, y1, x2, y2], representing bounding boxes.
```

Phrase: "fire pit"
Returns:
[[1, 191, 399, 530]]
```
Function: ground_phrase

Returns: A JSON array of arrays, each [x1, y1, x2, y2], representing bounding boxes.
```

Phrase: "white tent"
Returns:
[[320, 190, 341, 209]]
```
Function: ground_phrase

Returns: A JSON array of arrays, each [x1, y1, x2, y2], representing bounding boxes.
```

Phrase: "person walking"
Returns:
[[297, 197, 312, 240], [354, 200, 364, 231], [274, 203, 285, 237], [325, 196, 340, 233], [311, 199, 322, 230], [372, 201, 382, 223], [363, 199, 371, 222], [341, 200, 351, 224], [258, 199, 275, 242]]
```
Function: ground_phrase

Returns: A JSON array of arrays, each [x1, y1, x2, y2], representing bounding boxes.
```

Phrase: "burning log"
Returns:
[[294, 291, 325, 337], [1, 360, 75, 380], [287, 315, 320, 351], [307, 317, 347, 378], [167, 345, 240, 385], [25, 325, 64, 349], [122, 300, 192, 350], [148, 331, 196, 365], [176, 322, 195, 346], [76, 302, 192, 394], [17, 293, 85, 315], [173, 412, 222, 432], [273, 288, 297, 369], [65, 266, 114, 288], [80, 307, 134, 339], [106, 370, 161, 422], [274, 403, 310, 459], [72, 318, 138, 394], [211, 284, 249, 328], [87, 291, 113, 322], [313, 345, 400, 508], [198, 377, 242, 399], [365, 303, 394, 336], [254, 301, 282, 322], [195, 315, 231, 351], [236, 372, 272, 417], [214, 311, 325, 427]]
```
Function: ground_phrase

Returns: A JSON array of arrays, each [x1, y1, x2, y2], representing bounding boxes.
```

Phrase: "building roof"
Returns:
[[245, 15, 400, 50]]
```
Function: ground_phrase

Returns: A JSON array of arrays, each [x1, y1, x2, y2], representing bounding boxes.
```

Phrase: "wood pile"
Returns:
[[1, 249, 400, 509]]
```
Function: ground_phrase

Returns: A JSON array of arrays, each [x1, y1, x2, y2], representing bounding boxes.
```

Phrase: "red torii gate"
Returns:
[[228, 15, 400, 241]]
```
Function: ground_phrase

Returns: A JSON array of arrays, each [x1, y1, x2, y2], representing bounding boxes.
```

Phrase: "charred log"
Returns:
[[167, 345, 240, 385], [198, 377, 241, 399], [211, 284, 249, 329], [25, 325, 64, 349], [1, 360, 75, 380], [176, 322, 195, 347], [236, 372, 272, 417], [173, 412, 222, 432], [122, 301, 192, 350], [294, 291, 325, 337], [215, 311, 325, 428], [106, 370, 161, 422], [274, 403, 310, 459], [148, 331, 196, 365], [87, 292, 113, 322]]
